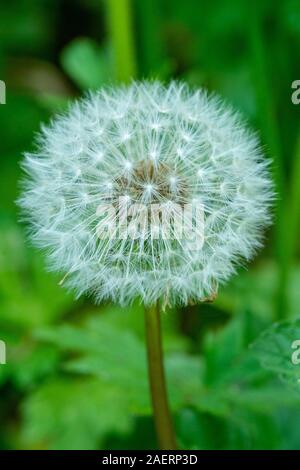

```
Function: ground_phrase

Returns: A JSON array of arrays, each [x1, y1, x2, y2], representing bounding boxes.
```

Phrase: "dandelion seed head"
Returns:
[[19, 82, 273, 306]]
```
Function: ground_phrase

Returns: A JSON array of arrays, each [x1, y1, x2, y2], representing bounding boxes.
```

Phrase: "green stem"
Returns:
[[287, 135, 300, 256], [135, 0, 165, 76], [106, 0, 137, 82], [247, 4, 287, 319], [280, 134, 300, 302], [144, 302, 177, 450]]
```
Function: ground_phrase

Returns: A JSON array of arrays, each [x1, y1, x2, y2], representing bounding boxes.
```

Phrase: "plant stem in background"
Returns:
[[135, 0, 165, 76], [282, 134, 300, 291], [106, 0, 137, 82], [144, 302, 177, 450], [247, 4, 287, 319], [288, 135, 300, 254]]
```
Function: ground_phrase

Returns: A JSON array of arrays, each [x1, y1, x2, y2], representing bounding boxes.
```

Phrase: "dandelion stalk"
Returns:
[[144, 302, 177, 450], [106, 0, 137, 82]]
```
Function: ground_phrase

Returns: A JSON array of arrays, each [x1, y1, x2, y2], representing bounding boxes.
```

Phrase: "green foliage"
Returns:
[[22, 379, 132, 450], [61, 38, 114, 90], [15, 311, 299, 449], [0, 220, 73, 329], [251, 319, 300, 389], [34, 313, 203, 415]]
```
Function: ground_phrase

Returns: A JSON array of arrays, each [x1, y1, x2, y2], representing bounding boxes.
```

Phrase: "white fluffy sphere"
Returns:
[[19, 82, 273, 306]]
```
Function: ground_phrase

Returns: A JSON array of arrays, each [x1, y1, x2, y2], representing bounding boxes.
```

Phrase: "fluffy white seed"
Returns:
[[19, 81, 274, 307]]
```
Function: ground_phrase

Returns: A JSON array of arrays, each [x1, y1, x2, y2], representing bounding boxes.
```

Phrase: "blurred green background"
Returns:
[[0, 0, 300, 450]]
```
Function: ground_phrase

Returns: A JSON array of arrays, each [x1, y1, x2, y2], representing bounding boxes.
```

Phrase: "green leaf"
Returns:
[[35, 93, 70, 113], [36, 314, 203, 415], [251, 318, 300, 389], [216, 262, 300, 320], [61, 38, 113, 90], [0, 220, 73, 329], [21, 379, 132, 450], [194, 314, 300, 421], [33, 312, 300, 450], [176, 408, 281, 450], [9, 345, 60, 391], [203, 317, 245, 385]]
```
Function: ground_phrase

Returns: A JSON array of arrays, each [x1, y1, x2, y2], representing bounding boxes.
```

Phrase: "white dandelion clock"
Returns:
[[19, 82, 273, 307]]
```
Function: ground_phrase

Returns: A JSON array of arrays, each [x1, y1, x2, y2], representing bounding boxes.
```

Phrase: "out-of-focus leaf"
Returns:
[[61, 38, 113, 90], [0, 220, 73, 329], [251, 318, 300, 389], [203, 317, 244, 385], [0, 0, 52, 53], [283, 0, 300, 36], [36, 310, 300, 439], [216, 262, 300, 320], [36, 315, 204, 415], [223, 386, 300, 413], [21, 379, 132, 450], [176, 407, 281, 450], [9, 345, 60, 390], [194, 315, 300, 421], [35, 94, 71, 113]]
